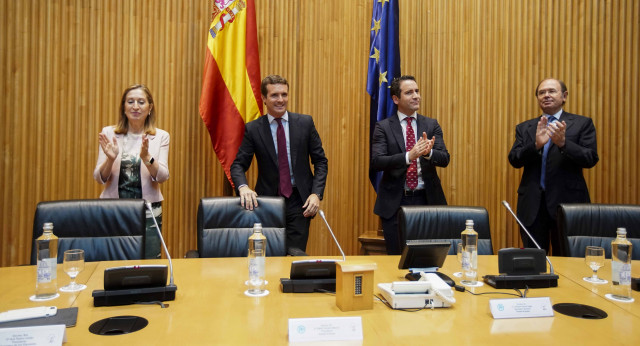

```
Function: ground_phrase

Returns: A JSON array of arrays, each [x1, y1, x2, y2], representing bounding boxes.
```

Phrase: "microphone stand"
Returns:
[[318, 210, 346, 261], [92, 200, 177, 306], [502, 200, 555, 274], [280, 209, 345, 293], [146, 201, 175, 286]]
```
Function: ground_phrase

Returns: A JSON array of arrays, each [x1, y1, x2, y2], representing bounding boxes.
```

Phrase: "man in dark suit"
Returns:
[[508, 78, 598, 255], [371, 75, 450, 255], [231, 75, 328, 253]]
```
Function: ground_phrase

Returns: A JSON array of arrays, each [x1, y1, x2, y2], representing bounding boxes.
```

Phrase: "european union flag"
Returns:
[[367, 0, 400, 190]]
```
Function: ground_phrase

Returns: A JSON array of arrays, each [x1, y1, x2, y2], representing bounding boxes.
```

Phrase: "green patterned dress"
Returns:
[[118, 134, 162, 259]]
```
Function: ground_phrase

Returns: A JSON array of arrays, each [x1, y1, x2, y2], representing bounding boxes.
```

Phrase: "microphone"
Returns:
[[318, 210, 346, 262], [502, 200, 554, 274], [483, 201, 559, 289], [146, 201, 175, 285], [92, 200, 177, 306], [280, 209, 346, 293]]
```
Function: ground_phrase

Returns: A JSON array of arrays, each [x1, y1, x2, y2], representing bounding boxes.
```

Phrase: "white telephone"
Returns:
[[378, 273, 456, 309], [0, 306, 57, 323]]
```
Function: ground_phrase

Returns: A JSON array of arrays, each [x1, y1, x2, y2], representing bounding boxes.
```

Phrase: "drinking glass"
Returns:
[[453, 243, 463, 278], [59, 249, 87, 292], [583, 246, 607, 284]]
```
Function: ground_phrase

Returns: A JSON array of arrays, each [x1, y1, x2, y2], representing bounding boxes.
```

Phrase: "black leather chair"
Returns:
[[557, 203, 640, 259], [398, 206, 494, 255], [196, 197, 287, 257], [31, 199, 147, 264]]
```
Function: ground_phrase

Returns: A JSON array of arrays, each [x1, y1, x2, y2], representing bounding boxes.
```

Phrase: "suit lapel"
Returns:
[[560, 111, 574, 132], [257, 116, 278, 166], [416, 114, 429, 140], [288, 113, 298, 169], [389, 115, 406, 152], [526, 117, 540, 143]]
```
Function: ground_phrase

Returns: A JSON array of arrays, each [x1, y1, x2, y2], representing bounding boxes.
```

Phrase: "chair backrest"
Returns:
[[31, 199, 146, 264], [197, 197, 287, 257], [557, 203, 640, 259], [398, 205, 493, 255]]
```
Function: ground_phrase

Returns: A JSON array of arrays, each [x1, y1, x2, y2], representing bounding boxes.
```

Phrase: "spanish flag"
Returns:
[[199, 0, 262, 187]]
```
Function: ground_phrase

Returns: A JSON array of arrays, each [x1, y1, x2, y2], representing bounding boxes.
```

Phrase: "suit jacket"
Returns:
[[371, 114, 450, 219], [230, 112, 328, 202], [508, 111, 598, 226], [93, 126, 170, 203]]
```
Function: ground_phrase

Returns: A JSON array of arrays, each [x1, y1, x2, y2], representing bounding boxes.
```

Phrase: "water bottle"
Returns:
[[247, 223, 267, 296], [611, 227, 633, 300], [35, 222, 58, 299], [461, 220, 478, 285]]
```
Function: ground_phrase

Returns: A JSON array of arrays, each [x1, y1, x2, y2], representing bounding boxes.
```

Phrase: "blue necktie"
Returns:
[[540, 115, 557, 190]]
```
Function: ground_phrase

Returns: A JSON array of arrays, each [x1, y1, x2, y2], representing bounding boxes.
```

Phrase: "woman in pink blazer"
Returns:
[[93, 84, 170, 258]]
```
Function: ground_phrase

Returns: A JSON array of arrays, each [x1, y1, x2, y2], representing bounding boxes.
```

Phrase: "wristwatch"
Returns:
[[144, 157, 155, 166]]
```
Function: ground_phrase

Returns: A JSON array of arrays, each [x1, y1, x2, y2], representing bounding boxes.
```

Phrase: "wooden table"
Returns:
[[552, 256, 640, 318], [0, 262, 98, 312], [1, 256, 639, 345]]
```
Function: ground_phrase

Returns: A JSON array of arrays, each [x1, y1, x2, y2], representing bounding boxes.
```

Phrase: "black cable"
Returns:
[[466, 291, 522, 297], [463, 288, 523, 298], [375, 294, 429, 312], [135, 301, 168, 308]]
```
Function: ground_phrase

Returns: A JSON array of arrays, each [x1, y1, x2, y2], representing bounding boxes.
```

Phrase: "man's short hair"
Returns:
[[261, 75, 289, 96], [390, 75, 416, 98], [535, 78, 568, 96]]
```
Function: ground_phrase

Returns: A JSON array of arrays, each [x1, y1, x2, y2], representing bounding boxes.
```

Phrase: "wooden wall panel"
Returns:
[[0, 0, 638, 267]]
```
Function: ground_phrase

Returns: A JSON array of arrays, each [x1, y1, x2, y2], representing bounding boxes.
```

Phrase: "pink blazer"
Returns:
[[93, 126, 170, 203]]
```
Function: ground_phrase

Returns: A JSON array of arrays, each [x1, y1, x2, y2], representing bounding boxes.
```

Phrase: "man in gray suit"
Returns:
[[231, 75, 328, 253], [371, 75, 450, 255]]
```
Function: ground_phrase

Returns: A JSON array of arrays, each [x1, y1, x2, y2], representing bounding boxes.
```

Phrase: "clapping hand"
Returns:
[[409, 132, 435, 161], [140, 135, 151, 162], [98, 133, 119, 160], [547, 120, 567, 148]]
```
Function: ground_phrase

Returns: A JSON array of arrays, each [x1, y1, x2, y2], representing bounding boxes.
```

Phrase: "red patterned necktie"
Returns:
[[405, 117, 418, 190], [275, 118, 293, 198]]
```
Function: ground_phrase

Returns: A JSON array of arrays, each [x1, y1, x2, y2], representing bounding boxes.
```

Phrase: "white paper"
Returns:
[[489, 297, 554, 319], [0, 324, 66, 345], [288, 316, 362, 343]]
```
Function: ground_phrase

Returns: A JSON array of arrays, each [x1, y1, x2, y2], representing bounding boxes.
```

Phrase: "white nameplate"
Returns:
[[489, 297, 554, 319], [0, 324, 66, 345], [288, 316, 362, 343]]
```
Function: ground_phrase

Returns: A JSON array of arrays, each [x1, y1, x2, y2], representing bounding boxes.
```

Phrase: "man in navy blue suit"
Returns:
[[371, 75, 450, 255], [231, 75, 328, 253], [508, 78, 598, 255]]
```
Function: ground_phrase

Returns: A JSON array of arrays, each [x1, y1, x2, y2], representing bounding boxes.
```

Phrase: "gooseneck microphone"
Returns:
[[501, 200, 555, 275], [318, 210, 346, 262], [280, 209, 344, 293], [146, 201, 175, 286], [92, 200, 177, 306]]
